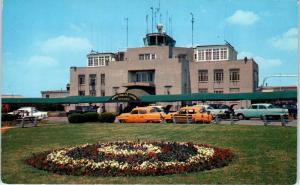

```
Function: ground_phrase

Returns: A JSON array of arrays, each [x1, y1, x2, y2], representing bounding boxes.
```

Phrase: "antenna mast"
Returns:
[[125, 17, 128, 48], [150, 7, 154, 33], [190, 13, 194, 48], [146, 15, 149, 33]]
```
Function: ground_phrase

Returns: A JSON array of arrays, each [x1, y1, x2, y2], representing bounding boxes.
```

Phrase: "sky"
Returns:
[[2, 0, 298, 97]]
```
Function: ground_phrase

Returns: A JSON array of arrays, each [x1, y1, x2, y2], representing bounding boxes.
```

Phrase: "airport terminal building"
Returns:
[[69, 25, 259, 111]]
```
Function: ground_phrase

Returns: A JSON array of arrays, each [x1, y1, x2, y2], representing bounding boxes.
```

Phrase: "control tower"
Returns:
[[143, 24, 176, 47]]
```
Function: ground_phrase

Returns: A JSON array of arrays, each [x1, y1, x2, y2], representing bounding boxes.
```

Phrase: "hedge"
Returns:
[[98, 113, 116, 123], [83, 112, 99, 122], [68, 113, 86, 123]]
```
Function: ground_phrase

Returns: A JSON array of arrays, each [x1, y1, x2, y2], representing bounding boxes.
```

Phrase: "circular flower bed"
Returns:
[[26, 141, 235, 176]]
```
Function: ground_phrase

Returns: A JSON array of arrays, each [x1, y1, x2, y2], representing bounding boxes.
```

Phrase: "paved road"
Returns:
[[217, 119, 297, 127], [45, 116, 297, 127]]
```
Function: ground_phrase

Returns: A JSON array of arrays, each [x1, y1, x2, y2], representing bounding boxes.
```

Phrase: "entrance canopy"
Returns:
[[2, 90, 297, 104]]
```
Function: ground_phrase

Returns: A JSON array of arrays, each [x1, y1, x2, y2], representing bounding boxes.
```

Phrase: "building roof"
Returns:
[[2, 91, 297, 104], [41, 90, 69, 94]]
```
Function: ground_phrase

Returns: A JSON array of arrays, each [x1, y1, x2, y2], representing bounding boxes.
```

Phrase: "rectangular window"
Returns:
[[145, 54, 150, 60], [198, 88, 208, 93], [94, 58, 99, 66], [213, 49, 219, 60], [99, 56, 104, 66], [78, 75, 85, 85], [151, 54, 156, 60], [214, 69, 223, 83], [100, 74, 105, 85], [205, 49, 212, 60], [220, 48, 228, 60], [105, 56, 109, 62], [230, 69, 240, 82], [88, 58, 93, 66], [198, 50, 205, 61], [89, 90, 96, 96], [229, 88, 240, 93], [101, 90, 105, 96], [164, 86, 172, 95], [198, 70, 208, 82], [89, 74, 96, 91], [78, 90, 85, 96], [149, 73, 153, 82], [139, 54, 144, 60], [214, 89, 223, 94]]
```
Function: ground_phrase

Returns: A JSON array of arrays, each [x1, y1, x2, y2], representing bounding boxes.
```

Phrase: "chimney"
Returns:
[[244, 57, 248, 63]]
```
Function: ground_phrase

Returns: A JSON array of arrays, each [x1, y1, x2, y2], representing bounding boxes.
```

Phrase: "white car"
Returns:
[[8, 107, 48, 120], [193, 104, 226, 117]]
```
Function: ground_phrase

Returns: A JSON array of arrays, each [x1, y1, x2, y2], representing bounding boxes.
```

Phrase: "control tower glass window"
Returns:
[[149, 36, 156, 45], [157, 36, 164, 45]]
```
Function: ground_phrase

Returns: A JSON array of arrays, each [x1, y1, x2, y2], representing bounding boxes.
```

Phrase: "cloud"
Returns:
[[238, 51, 282, 68], [41, 35, 93, 53], [27, 55, 58, 66], [226, 10, 259, 26], [270, 27, 298, 51]]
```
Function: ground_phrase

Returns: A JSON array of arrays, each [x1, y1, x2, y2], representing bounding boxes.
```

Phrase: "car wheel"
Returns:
[[237, 114, 245, 120]]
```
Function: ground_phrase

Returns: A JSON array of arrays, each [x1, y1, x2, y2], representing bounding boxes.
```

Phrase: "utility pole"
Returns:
[[125, 17, 128, 48], [150, 7, 154, 33], [190, 13, 194, 48]]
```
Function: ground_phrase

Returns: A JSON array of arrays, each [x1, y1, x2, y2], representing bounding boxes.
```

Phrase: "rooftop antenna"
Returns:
[[158, 0, 161, 22], [190, 12, 194, 48], [125, 17, 128, 48], [165, 11, 168, 33], [155, 8, 159, 26], [150, 7, 154, 33], [146, 14, 149, 33], [169, 17, 172, 36], [159, 13, 162, 23]]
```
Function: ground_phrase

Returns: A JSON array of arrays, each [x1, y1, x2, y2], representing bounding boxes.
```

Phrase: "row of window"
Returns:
[[88, 56, 111, 67], [195, 48, 228, 61], [139, 53, 156, 60], [78, 74, 105, 86], [198, 69, 240, 83], [78, 90, 105, 96], [198, 88, 240, 94]]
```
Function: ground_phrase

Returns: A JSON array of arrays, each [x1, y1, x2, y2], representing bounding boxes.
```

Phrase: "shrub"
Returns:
[[1, 113, 17, 121], [98, 112, 116, 123], [68, 113, 86, 123], [83, 112, 99, 122]]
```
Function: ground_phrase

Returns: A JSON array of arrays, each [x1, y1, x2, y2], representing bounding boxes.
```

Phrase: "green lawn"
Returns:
[[1, 123, 296, 184]]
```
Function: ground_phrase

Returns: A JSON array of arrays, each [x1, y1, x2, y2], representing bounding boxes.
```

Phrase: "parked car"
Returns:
[[193, 104, 225, 118], [8, 107, 48, 120], [234, 103, 288, 120], [164, 111, 178, 123], [274, 103, 297, 119], [67, 106, 98, 116], [172, 106, 213, 124], [116, 106, 165, 123]]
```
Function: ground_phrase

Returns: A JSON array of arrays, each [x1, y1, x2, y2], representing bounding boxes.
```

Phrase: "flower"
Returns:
[[26, 141, 234, 176]]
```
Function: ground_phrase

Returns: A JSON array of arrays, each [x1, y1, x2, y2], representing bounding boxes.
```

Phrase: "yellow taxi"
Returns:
[[171, 106, 213, 124], [116, 106, 165, 123], [164, 111, 178, 123]]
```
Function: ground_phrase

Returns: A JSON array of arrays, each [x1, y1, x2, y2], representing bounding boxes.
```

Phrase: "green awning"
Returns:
[[139, 90, 297, 102], [2, 90, 297, 104], [2, 96, 111, 104]]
